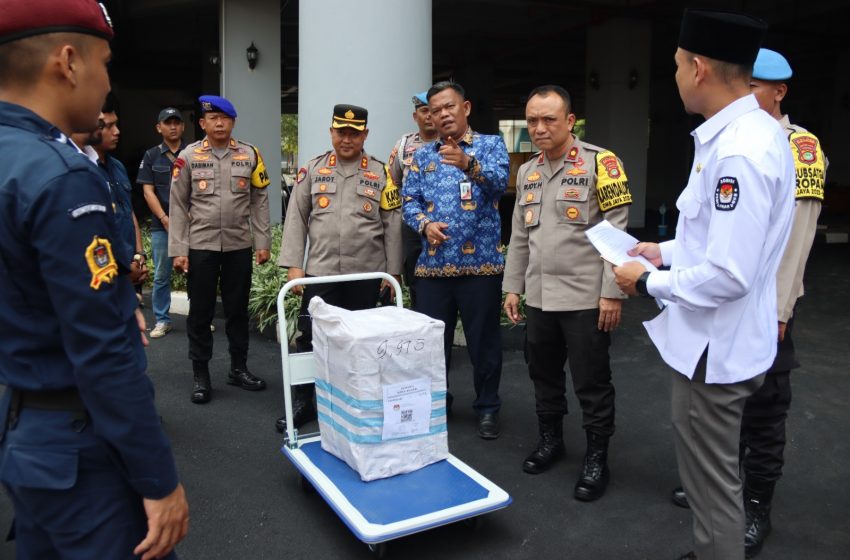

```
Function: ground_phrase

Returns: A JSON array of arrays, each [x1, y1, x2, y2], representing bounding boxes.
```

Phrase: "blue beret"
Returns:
[[412, 91, 428, 107], [752, 48, 793, 81], [199, 95, 237, 118]]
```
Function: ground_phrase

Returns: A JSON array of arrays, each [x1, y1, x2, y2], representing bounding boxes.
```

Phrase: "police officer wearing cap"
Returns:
[[139, 107, 187, 339], [614, 10, 795, 559], [169, 95, 272, 404], [388, 91, 438, 307], [0, 0, 189, 557], [669, 47, 829, 558], [277, 104, 403, 433], [504, 85, 631, 501]]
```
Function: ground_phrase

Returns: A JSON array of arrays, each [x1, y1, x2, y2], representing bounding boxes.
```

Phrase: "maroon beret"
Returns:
[[0, 0, 114, 46]]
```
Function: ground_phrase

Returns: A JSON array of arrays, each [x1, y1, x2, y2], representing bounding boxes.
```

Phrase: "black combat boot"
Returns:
[[522, 416, 565, 474], [191, 361, 211, 404], [574, 431, 610, 501], [744, 476, 775, 558], [275, 384, 318, 433]]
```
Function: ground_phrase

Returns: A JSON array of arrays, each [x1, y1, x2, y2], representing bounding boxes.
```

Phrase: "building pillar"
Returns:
[[298, 0, 432, 167], [221, 0, 282, 222], [585, 18, 651, 228]]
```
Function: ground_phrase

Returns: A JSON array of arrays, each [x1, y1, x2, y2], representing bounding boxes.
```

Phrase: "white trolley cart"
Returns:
[[277, 272, 512, 557]]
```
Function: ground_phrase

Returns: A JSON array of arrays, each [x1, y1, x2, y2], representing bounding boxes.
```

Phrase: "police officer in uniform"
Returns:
[[0, 1, 189, 557], [276, 104, 403, 433], [169, 95, 272, 404], [388, 91, 438, 307], [615, 10, 795, 559], [670, 48, 828, 559], [503, 85, 630, 501]]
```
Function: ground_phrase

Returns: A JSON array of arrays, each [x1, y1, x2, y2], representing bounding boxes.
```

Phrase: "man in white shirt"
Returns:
[[614, 9, 795, 560]]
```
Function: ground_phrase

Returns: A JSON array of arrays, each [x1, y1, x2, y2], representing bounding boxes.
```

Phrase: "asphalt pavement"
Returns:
[[1, 243, 848, 560]]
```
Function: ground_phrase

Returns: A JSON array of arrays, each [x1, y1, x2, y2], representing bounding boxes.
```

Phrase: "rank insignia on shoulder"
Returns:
[[85, 236, 118, 290], [360, 157, 369, 169], [567, 146, 579, 161], [328, 154, 337, 167], [715, 177, 739, 211]]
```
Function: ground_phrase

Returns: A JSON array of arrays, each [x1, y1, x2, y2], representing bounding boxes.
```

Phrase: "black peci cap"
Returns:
[[678, 9, 767, 66]]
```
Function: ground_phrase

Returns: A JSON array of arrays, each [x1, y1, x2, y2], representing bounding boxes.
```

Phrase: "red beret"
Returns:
[[0, 0, 114, 46]]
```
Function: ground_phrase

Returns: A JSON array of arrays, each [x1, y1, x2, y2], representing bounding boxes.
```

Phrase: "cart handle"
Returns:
[[276, 272, 404, 447]]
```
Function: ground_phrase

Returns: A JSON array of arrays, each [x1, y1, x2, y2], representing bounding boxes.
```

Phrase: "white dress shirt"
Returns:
[[644, 95, 795, 384]]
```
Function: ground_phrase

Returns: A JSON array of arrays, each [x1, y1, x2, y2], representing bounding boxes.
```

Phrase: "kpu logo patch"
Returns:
[[714, 177, 739, 211]]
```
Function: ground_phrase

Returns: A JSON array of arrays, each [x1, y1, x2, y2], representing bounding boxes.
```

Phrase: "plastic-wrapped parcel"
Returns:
[[309, 297, 449, 481]]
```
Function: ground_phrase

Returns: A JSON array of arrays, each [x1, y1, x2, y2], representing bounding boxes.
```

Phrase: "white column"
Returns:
[[298, 0, 432, 167], [220, 0, 282, 222], [585, 19, 651, 228]]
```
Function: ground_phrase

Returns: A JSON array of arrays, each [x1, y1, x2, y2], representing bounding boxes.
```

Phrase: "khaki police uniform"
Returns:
[[168, 136, 271, 368], [503, 136, 631, 432], [169, 137, 271, 256], [740, 118, 827, 488], [389, 132, 432, 303], [279, 150, 403, 351]]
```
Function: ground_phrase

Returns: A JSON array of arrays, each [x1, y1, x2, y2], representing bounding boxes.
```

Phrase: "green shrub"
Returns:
[[140, 228, 187, 292], [248, 224, 301, 341]]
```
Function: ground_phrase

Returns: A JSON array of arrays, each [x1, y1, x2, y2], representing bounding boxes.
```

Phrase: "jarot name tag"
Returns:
[[459, 181, 472, 201]]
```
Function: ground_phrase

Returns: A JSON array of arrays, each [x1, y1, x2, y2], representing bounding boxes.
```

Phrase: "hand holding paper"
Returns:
[[584, 220, 658, 271]]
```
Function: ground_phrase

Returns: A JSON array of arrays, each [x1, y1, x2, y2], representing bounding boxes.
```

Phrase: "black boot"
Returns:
[[744, 477, 775, 558], [522, 415, 565, 474], [191, 362, 211, 404], [574, 431, 610, 501], [275, 384, 318, 433]]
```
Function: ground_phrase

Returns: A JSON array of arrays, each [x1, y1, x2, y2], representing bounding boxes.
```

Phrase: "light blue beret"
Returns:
[[752, 48, 793, 81]]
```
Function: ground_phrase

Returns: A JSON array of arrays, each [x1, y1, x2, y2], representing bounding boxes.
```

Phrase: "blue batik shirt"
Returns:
[[402, 128, 509, 277]]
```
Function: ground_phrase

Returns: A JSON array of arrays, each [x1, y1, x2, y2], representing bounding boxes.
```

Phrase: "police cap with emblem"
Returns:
[[678, 9, 767, 66], [157, 107, 183, 123], [199, 95, 237, 119], [412, 91, 428, 108], [0, 0, 114, 45], [752, 48, 793, 81], [331, 104, 368, 131]]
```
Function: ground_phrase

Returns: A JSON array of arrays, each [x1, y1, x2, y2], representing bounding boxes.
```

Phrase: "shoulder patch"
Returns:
[[380, 166, 401, 210], [789, 132, 825, 200], [714, 177, 739, 211], [250, 147, 270, 188], [296, 167, 308, 184], [85, 236, 119, 290], [594, 151, 632, 212]]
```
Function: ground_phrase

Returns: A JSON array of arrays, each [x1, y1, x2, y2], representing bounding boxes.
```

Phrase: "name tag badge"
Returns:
[[459, 181, 472, 201]]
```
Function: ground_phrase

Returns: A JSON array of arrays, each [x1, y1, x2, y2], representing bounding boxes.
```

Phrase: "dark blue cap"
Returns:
[[752, 48, 793, 81], [199, 95, 237, 118]]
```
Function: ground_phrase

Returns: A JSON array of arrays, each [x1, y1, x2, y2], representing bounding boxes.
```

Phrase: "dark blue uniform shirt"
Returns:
[[136, 142, 186, 231], [99, 155, 136, 254], [0, 101, 179, 499]]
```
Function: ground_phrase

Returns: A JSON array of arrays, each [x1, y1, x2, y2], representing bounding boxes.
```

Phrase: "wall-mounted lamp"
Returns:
[[588, 71, 599, 90], [208, 50, 219, 66], [628, 69, 639, 90], [246, 42, 259, 70]]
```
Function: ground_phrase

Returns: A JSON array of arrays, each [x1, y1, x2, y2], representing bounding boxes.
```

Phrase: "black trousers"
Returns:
[[525, 306, 615, 435], [401, 223, 421, 307], [187, 248, 252, 367], [740, 316, 797, 482], [415, 275, 503, 415], [295, 278, 382, 352]]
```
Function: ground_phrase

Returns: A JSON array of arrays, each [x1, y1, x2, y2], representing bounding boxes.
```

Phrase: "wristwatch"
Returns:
[[465, 156, 477, 174], [636, 271, 651, 298], [133, 252, 147, 264], [419, 218, 432, 235]]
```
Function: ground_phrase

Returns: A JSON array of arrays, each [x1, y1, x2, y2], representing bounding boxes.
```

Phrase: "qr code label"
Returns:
[[401, 409, 413, 423]]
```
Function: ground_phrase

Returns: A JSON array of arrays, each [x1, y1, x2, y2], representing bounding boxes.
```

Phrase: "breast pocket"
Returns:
[[311, 181, 337, 215], [676, 189, 703, 249], [355, 184, 381, 220], [191, 169, 215, 195], [230, 168, 251, 194], [556, 186, 590, 225], [518, 189, 541, 229], [152, 165, 172, 189]]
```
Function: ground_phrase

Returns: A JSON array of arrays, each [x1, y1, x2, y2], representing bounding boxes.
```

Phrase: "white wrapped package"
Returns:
[[309, 297, 449, 481]]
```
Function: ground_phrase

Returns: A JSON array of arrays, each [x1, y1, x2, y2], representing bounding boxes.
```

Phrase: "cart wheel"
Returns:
[[463, 515, 482, 530], [367, 542, 387, 558]]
